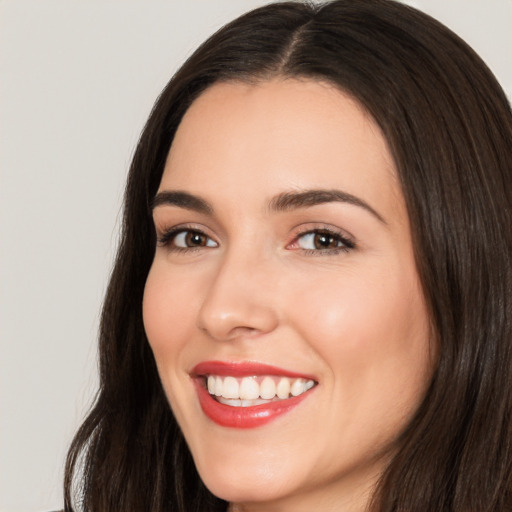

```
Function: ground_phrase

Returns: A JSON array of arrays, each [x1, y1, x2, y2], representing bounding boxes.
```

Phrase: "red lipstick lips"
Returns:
[[192, 361, 317, 429]]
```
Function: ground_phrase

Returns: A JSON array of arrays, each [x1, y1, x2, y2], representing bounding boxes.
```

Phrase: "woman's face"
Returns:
[[144, 79, 435, 510]]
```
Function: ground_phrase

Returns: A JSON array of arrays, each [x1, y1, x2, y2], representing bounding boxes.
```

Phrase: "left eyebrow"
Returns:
[[151, 190, 213, 215], [267, 189, 386, 224]]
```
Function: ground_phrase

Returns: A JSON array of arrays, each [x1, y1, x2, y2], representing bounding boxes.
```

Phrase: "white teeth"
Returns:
[[218, 398, 242, 407], [207, 375, 216, 394], [260, 376, 276, 399], [223, 376, 239, 399], [218, 397, 273, 407], [206, 375, 316, 404], [276, 377, 291, 399], [239, 376, 260, 400], [290, 378, 305, 397], [215, 376, 223, 396]]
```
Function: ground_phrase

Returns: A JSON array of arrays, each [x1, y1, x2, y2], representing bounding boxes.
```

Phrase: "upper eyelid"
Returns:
[[155, 222, 213, 236], [153, 213, 221, 237], [291, 223, 356, 241], [156, 225, 218, 247]]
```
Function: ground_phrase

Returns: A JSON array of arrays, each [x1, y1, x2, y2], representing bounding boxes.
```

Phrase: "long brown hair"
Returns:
[[64, 1, 512, 510]]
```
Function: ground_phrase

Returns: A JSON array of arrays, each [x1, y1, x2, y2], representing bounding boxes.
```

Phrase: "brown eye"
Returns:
[[164, 229, 218, 250], [294, 229, 354, 253], [313, 232, 339, 249], [184, 231, 208, 247]]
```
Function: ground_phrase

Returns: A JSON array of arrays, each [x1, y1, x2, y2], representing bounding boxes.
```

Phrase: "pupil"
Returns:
[[187, 232, 204, 246], [315, 233, 335, 249]]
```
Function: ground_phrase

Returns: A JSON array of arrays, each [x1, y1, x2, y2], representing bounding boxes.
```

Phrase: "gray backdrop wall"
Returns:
[[1, 1, 511, 510]]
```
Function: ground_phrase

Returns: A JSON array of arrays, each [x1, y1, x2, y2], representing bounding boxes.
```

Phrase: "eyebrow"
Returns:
[[268, 189, 386, 224], [152, 188, 385, 224], [151, 190, 213, 215]]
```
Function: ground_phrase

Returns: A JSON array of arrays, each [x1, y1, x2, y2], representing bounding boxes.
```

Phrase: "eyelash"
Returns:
[[291, 227, 355, 255], [156, 226, 356, 255], [157, 226, 214, 252]]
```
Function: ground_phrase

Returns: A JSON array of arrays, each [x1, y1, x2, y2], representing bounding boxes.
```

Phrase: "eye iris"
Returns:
[[185, 231, 206, 247], [314, 232, 338, 249]]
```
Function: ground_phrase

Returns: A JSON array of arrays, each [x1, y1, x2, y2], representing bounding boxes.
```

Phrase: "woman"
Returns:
[[64, 1, 512, 510]]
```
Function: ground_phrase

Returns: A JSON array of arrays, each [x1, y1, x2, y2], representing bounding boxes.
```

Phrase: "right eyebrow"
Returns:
[[151, 190, 213, 215], [268, 188, 386, 224]]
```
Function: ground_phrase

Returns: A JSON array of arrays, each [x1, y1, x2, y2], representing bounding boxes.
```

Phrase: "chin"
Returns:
[[191, 444, 306, 504], [200, 471, 294, 505]]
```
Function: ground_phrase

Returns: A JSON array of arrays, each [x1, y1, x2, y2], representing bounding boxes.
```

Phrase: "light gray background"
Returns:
[[1, 1, 510, 511]]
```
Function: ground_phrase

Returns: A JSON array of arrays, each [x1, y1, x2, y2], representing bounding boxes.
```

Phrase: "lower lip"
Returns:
[[194, 380, 312, 429]]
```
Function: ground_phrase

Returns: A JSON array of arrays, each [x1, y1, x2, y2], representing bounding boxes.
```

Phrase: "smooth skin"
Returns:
[[143, 79, 436, 512]]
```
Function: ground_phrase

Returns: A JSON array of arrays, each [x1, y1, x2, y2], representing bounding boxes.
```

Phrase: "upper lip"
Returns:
[[191, 360, 318, 381]]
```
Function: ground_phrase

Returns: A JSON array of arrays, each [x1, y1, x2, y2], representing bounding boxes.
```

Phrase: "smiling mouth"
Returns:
[[205, 375, 316, 407], [192, 361, 318, 427]]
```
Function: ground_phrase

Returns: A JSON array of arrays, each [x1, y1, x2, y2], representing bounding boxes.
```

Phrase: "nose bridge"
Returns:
[[197, 240, 278, 341]]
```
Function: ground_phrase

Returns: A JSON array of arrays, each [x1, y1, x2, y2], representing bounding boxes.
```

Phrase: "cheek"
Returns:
[[142, 261, 197, 363], [292, 264, 432, 409], [295, 267, 423, 342]]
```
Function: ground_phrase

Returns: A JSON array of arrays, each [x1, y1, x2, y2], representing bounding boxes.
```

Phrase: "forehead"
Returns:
[[161, 79, 403, 219]]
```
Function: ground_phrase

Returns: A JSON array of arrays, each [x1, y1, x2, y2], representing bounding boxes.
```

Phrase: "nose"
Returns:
[[197, 250, 279, 341]]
